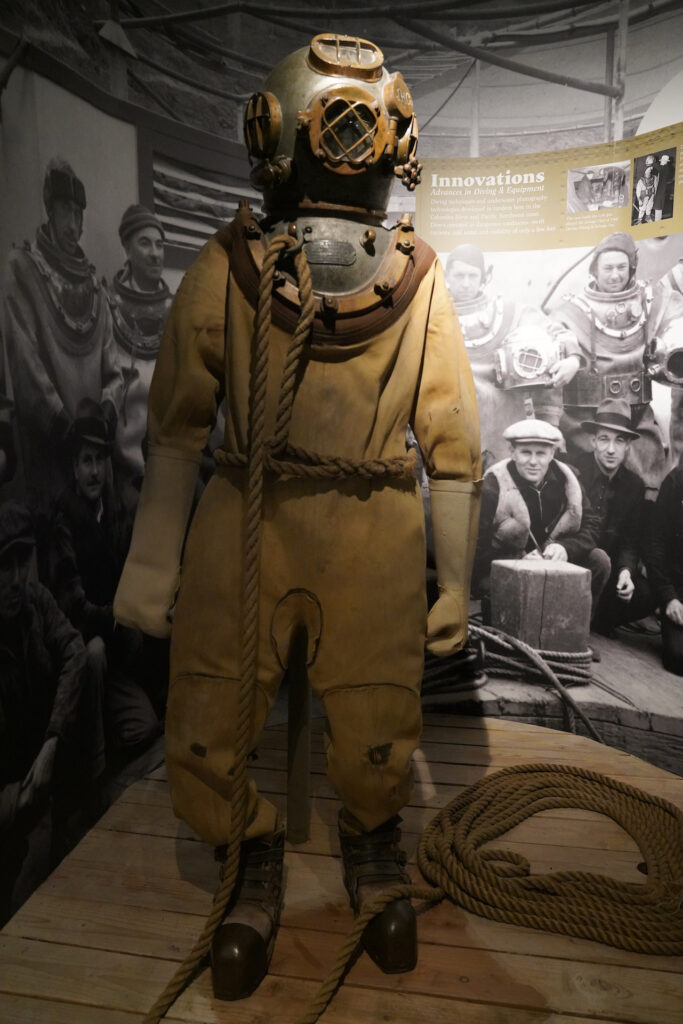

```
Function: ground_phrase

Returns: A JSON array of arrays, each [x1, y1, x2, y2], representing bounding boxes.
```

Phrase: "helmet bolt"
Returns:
[[322, 295, 338, 311], [375, 277, 395, 296]]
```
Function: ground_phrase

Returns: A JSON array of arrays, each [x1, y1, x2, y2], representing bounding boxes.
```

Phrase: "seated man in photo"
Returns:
[[0, 501, 87, 924], [644, 460, 683, 676], [52, 400, 162, 756], [569, 398, 655, 636], [472, 419, 610, 620]]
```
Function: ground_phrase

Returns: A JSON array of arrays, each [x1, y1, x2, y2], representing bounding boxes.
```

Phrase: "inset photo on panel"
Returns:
[[632, 147, 676, 225], [566, 162, 630, 214]]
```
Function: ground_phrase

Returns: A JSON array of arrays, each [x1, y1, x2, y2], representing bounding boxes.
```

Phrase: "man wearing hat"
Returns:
[[445, 244, 579, 470], [0, 499, 87, 923], [472, 418, 609, 615], [570, 398, 654, 634], [1, 158, 122, 507], [550, 230, 683, 496], [52, 400, 161, 754], [645, 459, 683, 675], [107, 205, 173, 488]]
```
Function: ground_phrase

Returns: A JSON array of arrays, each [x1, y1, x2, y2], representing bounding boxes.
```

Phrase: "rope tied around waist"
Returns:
[[214, 440, 418, 482]]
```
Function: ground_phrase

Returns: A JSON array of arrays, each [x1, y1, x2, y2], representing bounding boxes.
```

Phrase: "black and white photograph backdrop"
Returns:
[[1, 8, 683, 1022]]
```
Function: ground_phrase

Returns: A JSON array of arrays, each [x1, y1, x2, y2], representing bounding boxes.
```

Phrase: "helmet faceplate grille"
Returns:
[[320, 98, 377, 164]]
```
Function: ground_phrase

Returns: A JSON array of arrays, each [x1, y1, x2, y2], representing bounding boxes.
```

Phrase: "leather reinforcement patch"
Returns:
[[368, 742, 393, 766]]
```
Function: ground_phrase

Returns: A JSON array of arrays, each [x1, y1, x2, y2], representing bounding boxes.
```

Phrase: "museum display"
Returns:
[[114, 33, 481, 1002]]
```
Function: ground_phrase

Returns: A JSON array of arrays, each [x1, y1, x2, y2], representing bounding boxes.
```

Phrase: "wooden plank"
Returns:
[[7, 877, 682, 979], [248, 740, 680, 782], [0, 994, 139, 1023], [100, 796, 652, 857], [258, 723, 680, 770], [269, 928, 683, 1024], [26, 831, 654, 950], [147, 713, 683, 784], [0, 972, 635, 1024], [62, 824, 650, 891], [1, 931, 680, 1024], [0, 935, 177, 1015], [171, 978, 633, 1024], [2, 894, 207, 961], [246, 763, 683, 806], [3, 713, 682, 1024]]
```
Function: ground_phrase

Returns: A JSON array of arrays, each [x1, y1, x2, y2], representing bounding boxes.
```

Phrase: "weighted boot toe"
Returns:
[[210, 828, 284, 1001], [211, 912, 271, 1000], [339, 811, 417, 974], [363, 897, 417, 973]]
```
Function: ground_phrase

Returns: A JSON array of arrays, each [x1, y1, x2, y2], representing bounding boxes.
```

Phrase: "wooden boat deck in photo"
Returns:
[[1, 713, 682, 1024]]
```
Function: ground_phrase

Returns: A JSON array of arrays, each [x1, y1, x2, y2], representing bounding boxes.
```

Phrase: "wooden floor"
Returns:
[[1, 714, 682, 1024], [424, 615, 683, 775]]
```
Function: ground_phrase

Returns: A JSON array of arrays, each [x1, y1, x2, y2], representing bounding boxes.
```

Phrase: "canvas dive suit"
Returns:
[[114, 212, 481, 847]]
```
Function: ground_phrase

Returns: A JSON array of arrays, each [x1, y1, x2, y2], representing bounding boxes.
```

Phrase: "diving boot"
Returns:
[[338, 811, 417, 974], [210, 827, 285, 1000]]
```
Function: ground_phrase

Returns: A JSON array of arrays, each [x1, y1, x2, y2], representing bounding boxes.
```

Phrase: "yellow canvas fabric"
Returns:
[[115, 224, 481, 845]]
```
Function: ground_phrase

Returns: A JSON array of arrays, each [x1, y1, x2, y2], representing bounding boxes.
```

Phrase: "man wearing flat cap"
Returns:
[[52, 400, 161, 754], [108, 205, 173, 489], [570, 398, 654, 635], [445, 244, 579, 470], [550, 230, 683, 496], [0, 499, 87, 923], [1, 158, 122, 507], [472, 418, 609, 616]]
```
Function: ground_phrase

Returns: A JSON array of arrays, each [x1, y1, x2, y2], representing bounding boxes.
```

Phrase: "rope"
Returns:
[[142, 233, 315, 1023], [215, 442, 417, 480], [295, 763, 683, 1024], [469, 622, 602, 743], [418, 763, 683, 953]]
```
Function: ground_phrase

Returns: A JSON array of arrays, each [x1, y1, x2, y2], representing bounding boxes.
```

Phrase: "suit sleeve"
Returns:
[[562, 482, 600, 563], [616, 477, 645, 574], [645, 471, 678, 608], [412, 260, 481, 484], [114, 234, 229, 636], [37, 585, 87, 743]]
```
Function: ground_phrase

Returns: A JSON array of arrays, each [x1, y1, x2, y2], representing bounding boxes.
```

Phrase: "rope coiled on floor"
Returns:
[[295, 762, 683, 1024]]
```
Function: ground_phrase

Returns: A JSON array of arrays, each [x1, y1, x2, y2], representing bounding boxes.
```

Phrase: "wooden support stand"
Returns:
[[491, 559, 591, 652], [286, 624, 311, 845]]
